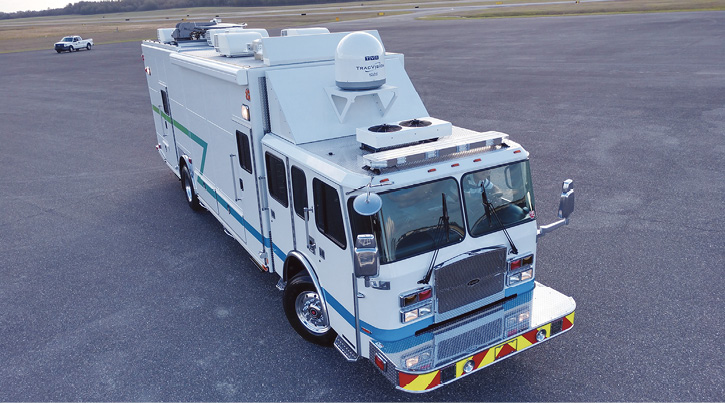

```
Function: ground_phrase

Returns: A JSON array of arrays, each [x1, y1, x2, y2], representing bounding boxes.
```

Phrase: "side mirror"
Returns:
[[537, 179, 575, 240], [558, 179, 575, 219], [354, 234, 379, 278]]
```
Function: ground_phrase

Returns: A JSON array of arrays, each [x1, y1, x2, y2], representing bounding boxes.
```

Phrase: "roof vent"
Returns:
[[368, 124, 402, 133], [400, 118, 432, 128], [335, 32, 385, 90]]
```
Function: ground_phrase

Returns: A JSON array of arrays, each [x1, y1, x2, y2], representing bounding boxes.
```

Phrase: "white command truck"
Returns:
[[54, 35, 93, 53], [142, 21, 577, 392]]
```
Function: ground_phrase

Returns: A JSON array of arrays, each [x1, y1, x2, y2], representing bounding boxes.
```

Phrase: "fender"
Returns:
[[179, 153, 194, 179], [283, 250, 330, 328]]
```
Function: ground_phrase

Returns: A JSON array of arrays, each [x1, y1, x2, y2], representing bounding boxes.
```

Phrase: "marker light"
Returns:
[[241, 104, 250, 121], [374, 353, 387, 371]]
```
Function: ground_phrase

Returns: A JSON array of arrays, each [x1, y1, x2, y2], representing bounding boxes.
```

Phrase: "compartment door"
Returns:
[[157, 87, 179, 166]]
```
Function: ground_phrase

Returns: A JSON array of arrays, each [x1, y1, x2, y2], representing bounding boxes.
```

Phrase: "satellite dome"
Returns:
[[335, 32, 386, 90]]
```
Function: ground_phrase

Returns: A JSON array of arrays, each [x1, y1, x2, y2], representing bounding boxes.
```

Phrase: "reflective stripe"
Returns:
[[151, 107, 286, 260], [398, 312, 575, 392]]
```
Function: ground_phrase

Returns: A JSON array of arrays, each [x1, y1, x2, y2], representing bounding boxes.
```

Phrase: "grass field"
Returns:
[[423, 0, 725, 19], [0, 0, 722, 53]]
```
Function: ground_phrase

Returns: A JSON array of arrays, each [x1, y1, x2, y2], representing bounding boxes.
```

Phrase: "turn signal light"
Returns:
[[418, 289, 432, 301], [509, 259, 522, 271]]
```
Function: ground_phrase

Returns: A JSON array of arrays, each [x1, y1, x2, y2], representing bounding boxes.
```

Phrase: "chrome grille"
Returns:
[[437, 318, 502, 362], [434, 246, 507, 321]]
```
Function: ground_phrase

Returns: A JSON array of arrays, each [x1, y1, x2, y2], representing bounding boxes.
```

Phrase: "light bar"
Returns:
[[363, 130, 508, 170]]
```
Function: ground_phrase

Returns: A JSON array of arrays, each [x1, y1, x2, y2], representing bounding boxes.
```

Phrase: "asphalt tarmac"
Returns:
[[0, 11, 723, 402]]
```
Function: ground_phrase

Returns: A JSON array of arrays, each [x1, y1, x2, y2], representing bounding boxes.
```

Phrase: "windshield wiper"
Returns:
[[481, 181, 518, 255], [419, 194, 450, 284]]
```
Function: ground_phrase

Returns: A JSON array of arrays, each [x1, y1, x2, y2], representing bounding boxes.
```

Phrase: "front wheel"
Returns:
[[181, 164, 202, 211], [86, 43, 91, 50], [283, 274, 336, 346], [69, 46, 74, 52], [56, 49, 61, 53]]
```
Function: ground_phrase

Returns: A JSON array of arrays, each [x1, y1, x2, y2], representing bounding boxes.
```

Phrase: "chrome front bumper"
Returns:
[[369, 282, 575, 392]]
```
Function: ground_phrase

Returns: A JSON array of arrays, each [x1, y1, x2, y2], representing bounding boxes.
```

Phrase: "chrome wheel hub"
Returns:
[[184, 177, 193, 202], [295, 291, 329, 334]]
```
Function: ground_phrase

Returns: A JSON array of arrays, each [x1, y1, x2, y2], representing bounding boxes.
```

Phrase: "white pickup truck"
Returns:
[[54, 36, 93, 53]]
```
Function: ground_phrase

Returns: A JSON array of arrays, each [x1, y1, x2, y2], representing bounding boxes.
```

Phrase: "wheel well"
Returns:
[[284, 256, 306, 282]]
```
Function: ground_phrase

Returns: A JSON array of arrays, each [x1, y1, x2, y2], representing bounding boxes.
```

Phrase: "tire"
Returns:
[[283, 274, 336, 346], [86, 43, 91, 50], [69, 46, 74, 52], [181, 164, 202, 211], [56, 49, 61, 53]]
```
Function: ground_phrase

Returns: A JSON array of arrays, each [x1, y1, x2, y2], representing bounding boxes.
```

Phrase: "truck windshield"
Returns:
[[461, 160, 535, 236], [348, 178, 465, 263], [62, 37, 73, 42]]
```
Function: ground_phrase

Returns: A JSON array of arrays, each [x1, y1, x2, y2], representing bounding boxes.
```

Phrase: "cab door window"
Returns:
[[312, 178, 346, 249], [291, 166, 307, 218]]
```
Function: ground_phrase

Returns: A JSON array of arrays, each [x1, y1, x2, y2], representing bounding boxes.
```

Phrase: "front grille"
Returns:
[[437, 318, 502, 362], [434, 247, 507, 320]]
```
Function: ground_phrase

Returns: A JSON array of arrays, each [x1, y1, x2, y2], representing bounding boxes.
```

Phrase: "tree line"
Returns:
[[0, 0, 356, 20]]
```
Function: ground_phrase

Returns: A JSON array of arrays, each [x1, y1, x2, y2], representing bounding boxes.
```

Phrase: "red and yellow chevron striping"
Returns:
[[397, 312, 575, 392]]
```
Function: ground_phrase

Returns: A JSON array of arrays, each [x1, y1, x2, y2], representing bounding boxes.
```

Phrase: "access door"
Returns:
[[156, 86, 178, 167], [263, 149, 295, 272]]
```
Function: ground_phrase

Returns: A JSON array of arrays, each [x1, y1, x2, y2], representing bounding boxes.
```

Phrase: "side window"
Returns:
[[161, 89, 171, 116], [236, 130, 253, 173], [265, 152, 288, 207], [291, 166, 307, 218], [313, 178, 346, 249]]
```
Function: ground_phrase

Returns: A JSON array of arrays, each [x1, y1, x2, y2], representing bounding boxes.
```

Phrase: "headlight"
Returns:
[[507, 268, 533, 286], [401, 302, 433, 323], [403, 349, 432, 370]]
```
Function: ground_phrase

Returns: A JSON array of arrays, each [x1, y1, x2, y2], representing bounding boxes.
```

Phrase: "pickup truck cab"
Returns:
[[54, 36, 93, 53]]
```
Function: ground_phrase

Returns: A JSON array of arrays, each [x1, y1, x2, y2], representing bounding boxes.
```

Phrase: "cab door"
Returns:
[[304, 173, 357, 345]]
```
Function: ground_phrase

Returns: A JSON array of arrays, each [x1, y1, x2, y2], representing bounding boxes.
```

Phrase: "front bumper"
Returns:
[[369, 282, 575, 392], [55, 44, 69, 50]]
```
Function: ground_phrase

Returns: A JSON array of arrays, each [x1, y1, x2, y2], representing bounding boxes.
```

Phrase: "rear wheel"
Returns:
[[283, 274, 336, 346], [181, 164, 202, 211]]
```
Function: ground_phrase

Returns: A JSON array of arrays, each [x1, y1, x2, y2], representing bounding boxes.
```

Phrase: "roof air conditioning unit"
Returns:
[[356, 117, 452, 151], [281, 27, 330, 36], [158, 28, 175, 44], [216, 32, 264, 57]]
